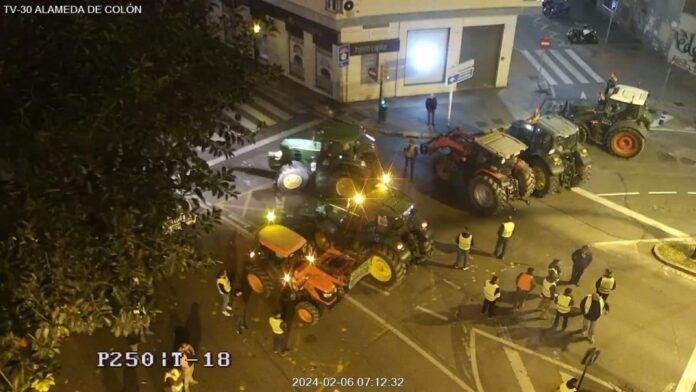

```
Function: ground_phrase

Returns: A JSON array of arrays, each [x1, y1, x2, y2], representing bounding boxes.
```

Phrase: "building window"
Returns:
[[289, 36, 305, 80], [404, 28, 450, 85], [316, 48, 333, 94], [325, 0, 343, 13], [361, 53, 379, 84]]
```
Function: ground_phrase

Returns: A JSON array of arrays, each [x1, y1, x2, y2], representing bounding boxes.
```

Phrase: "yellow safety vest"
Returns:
[[164, 369, 183, 391], [583, 295, 605, 315], [457, 233, 472, 251], [597, 277, 615, 294], [501, 222, 515, 238], [483, 281, 500, 302], [405, 144, 417, 158], [541, 279, 556, 298], [217, 276, 231, 293], [556, 294, 572, 314], [269, 316, 284, 334], [559, 380, 577, 392]]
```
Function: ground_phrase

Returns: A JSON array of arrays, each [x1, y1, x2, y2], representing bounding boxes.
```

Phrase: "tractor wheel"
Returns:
[[575, 122, 590, 144], [606, 126, 645, 159], [433, 155, 458, 182], [530, 159, 559, 197], [295, 301, 321, 326], [276, 162, 310, 193], [245, 262, 279, 299], [468, 174, 505, 216], [330, 168, 359, 197], [513, 160, 535, 199], [572, 164, 592, 187], [364, 244, 406, 288]]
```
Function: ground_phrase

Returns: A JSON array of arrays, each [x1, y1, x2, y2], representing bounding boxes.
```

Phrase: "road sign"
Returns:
[[338, 44, 350, 68], [446, 59, 475, 86], [582, 348, 601, 366], [540, 36, 551, 49]]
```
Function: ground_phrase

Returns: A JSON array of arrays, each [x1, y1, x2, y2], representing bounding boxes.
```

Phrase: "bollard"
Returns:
[[658, 111, 667, 125]]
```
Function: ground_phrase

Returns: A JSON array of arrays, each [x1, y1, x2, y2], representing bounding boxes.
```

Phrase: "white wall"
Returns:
[[669, 12, 696, 74]]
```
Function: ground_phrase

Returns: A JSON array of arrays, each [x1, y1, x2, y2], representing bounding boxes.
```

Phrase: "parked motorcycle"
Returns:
[[567, 25, 599, 44], [542, 0, 570, 18]]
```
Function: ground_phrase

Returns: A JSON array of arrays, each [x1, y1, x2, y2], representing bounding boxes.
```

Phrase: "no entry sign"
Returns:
[[540, 37, 551, 49], [368, 67, 378, 81]]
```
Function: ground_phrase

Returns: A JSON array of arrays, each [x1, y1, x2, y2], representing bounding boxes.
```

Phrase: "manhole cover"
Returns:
[[476, 121, 488, 128], [492, 118, 505, 125], [674, 102, 685, 107], [680, 157, 696, 165]]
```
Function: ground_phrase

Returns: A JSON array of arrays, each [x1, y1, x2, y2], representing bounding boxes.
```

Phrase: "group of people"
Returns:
[[453, 216, 515, 270]]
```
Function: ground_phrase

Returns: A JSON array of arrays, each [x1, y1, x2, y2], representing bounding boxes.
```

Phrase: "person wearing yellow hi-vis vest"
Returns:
[[453, 227, 474, 270], [481, 275, 501, 318], [493, 216, 515, 260], [551, 287, 575, 331], [558, 377, 578, 392], [163, 368, 184, 392], [217, 269, 232, 317], [595, 269, 616, 302], [269, 312, 289, 356]]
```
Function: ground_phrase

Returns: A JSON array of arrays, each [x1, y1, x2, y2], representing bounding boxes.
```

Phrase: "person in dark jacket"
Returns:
[[579, 293, 608, 343], [425, 94, 438, 126], [548, 258, 562, 279], [230, 288, 248, 335], [570, 245, 592, 286], [604, 72, 618, 96]]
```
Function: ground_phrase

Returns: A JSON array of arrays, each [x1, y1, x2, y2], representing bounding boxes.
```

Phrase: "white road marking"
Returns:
[[662, 381, 676, 392], [470, 329, 484, 392], [253, 96, 293, 120], [572, 187, 690, 238], [206, 118, 322, 166], [596, 192, 640, 196], [535, 50, 573, 85], [503, 347, 537, 392], [256, 87, 306, 114], [415, 305, 450, 321], [676, 344, 696, 392], [345, 296, 476, 392], [241, 192, 252, 219], [651, 128, 696, 134], [593, 237, 696, 247], [520, 50, 558, 86], [689, 192, 696, 195], [360, 281, 391, 296], [223, 108, 260, 133], [549, 50, 590, 83], [238, 103, 277, 126], [473, 328, 624, 391], [443, 278, 463, 290], [564, 49, 605, 83], [648, 191, 678, 195]]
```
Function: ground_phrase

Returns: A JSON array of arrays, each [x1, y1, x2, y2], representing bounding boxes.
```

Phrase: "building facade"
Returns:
[[237, 0, 537, 102]]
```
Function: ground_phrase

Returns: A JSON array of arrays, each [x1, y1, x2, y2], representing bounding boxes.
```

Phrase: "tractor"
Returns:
[[267, 120, 381, 197], [543, 85, 652, 159], [505, 113, 592, 197], [245, 224, 403, 325], [420, 129, 535, 215]]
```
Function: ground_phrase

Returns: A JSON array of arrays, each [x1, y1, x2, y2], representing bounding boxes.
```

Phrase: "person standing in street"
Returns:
[[514, 267, 536, 309], [453, 227, 473, 270], [269, 312, 289, 356], [604, 72, 618, 96], [558, 378, 578, 392], [595, 269, 616, 302], [580, 292, 608, 343], [164, 368, 184, 392], [216, 269, 233, 317], [548, 258, 562, 279], [493, 216, 515, 260], [178, 343, 198, 392], [425, 94, 438, 127], [537, 271, 558, 320], [403, 139, 418, 180], [481, 275, 501, 318], [230, 288, 248, 335], [551, 287, 575, 331], [570, 245, 592, 286]]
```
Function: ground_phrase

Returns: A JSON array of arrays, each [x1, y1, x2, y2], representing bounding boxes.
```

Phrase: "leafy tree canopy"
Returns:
[[0, 1, 279, 389]]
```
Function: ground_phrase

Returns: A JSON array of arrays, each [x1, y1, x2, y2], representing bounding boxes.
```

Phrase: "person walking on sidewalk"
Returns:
[[178, 343, 198, 392], [269, 312, 289, 356], [548, 258, 562, 279], [481, 275, 501, 318], [425, 94, 438, 126], [579, 293, 608, 343], [231, 288, 248, 335], [216, 269, 233, 317], [493, 216, 515, 260], [551, 287, 575, 331], [537, 271, 558, 320], [595, 269, 616, 302], [514, 267, 536, 309], [570, 245, 592, 286], [403, 139, 418, 180], [453, 227, 473, 270]]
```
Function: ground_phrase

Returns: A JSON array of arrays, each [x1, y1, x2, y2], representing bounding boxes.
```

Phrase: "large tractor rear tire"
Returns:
[[606, 125, 645, 159], [530, 159, 559, 198], [575, 122, 590, 144], [276, 162, 310, 193], [295, 301, 321, 326], [364, 244, 406, 288], [433, 155, 458, 182], [245, 262, 279, 299], [513, 160, 535, 199], [468, 174, 505, 215]]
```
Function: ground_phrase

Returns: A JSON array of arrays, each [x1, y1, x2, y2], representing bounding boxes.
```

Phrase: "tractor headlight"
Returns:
[[268, 150, 283, 159], [548, 149, 556, 155], [352, 193, 365, 205], [557, 145, 564, 152], [365, 134, 376, 142], [306, 254, 315, 264], [360, 160, 366, 167], [396, 242, 404, 250], [249, 250, 256, 259], [282, 273, 291, 284], [310, 161, 317, 172], [421, 221, 428, 229], [265, 210, 277, 223], [580, 148, 588, 156], [380, 173, 392, 186], [551, 155, 562, 165]]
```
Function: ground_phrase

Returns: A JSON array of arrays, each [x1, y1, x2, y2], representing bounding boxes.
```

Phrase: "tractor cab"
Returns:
[[473, 131, 528, 171], [509, 115, 581, 155], [601, 85, 651, 127]]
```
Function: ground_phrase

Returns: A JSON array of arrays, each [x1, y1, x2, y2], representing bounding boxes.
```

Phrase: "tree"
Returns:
[[0, 1, 279, 389]]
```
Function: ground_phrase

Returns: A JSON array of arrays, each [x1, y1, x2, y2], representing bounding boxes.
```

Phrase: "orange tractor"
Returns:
[[420, 128, 534, 215], [245, 224, 386, 325]]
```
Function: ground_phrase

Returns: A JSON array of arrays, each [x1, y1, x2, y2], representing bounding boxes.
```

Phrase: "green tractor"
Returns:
[[506, 114, 592, 197], [268, 120, 380, 197], [544, 85, 652, 159]]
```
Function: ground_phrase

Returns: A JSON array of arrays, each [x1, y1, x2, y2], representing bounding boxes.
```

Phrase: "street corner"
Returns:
[[471, 328, 622, 392], [653, 240, 696, 276]]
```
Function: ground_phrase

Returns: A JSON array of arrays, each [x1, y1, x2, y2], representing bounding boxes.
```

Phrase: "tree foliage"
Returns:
[[0, 1, 279, 389]]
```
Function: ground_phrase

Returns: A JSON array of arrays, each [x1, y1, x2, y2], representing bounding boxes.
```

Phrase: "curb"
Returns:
[[652, 242, 696, 277]]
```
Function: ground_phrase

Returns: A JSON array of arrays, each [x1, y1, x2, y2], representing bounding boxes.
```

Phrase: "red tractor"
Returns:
[[420, 128, 534, 215]]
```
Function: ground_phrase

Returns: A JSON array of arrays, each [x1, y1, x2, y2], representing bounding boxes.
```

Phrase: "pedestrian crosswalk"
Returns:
[[519, 48, 605, 86]]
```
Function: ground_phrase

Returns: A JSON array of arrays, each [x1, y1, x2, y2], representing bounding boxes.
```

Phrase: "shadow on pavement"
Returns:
[[100, 365, 121, 392], [121, 367, 139, 392], [231, 166, 276, 179], [185, 302, 202, 350]]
